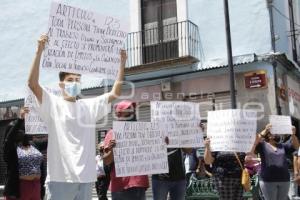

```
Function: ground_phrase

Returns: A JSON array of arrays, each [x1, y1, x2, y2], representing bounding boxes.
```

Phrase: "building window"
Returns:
[[141, 0, 178, 63]]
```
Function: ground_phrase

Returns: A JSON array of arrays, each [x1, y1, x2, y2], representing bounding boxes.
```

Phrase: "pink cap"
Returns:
[[115, 100, 136, 113]]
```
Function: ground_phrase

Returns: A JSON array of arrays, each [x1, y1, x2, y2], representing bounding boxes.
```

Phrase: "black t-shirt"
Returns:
[[152, 148, 185, 181], [212, 151, 245, 179]]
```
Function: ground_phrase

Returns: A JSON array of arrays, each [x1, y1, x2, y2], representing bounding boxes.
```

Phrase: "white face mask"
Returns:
[[64, 82, 81, 97]]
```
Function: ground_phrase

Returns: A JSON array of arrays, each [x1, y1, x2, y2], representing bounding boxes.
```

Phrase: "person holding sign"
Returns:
[[3, 107, 44, 200], [95, 142, 110, 200], [250, 124, 299, 200], [204, 138, 246, 200], [27, 34, 127, 200], [103, 101, 149, 200], [152, 139, 192, 200], [184, 124, 207, 185]]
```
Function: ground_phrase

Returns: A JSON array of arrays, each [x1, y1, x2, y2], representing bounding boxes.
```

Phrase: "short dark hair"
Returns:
[[59, 72, 81, 81]]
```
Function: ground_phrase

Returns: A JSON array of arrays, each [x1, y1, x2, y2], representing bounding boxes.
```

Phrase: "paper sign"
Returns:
[[113, 121, 168, 177], [269, 115, 292, 135], [24, 87, 61, 134], [163, 121, 204, 148], [42, 2, 128, 79], [151, 101, 203, 147], [24, 89, 47, 134], [151, 101, 201, 122], [207, 109, 257, 152]]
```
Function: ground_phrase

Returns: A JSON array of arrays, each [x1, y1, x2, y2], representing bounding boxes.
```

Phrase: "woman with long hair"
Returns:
[[204, 138, 245, 200], [250, 124, 299, 200], [3, 107, 43, 200]]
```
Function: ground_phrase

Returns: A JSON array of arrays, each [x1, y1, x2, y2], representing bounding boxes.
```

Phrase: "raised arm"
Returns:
[[108, 50, 127, 103], [28, 35, 48, 104], [103, 139, 116, 165], [3, 119, 24, 162], [250, 124, 269, 154], [204, 138, 214, 165], [291, 126, 300, 149], [293, 153, 299, 178], [3, 107, 28, 162], [250, 134, 263, 154]]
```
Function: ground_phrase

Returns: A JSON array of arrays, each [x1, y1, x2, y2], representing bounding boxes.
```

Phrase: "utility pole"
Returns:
[[223, 0, 236, 109], [288, 0, 298, 62]]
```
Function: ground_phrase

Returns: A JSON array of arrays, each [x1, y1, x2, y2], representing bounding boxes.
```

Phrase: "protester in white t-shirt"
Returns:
[[27, 34, 127, 200]]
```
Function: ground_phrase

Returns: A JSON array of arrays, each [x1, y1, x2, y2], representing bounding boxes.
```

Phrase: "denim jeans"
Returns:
[[111, 187, 146, 200], [95, 176, 110, 200], [259, 181, 290, 200], [152, 179, 186, 200], [289, 172, 299, 199], [46, 182, 92, 200]]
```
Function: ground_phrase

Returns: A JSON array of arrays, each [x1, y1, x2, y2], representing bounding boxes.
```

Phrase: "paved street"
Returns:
[[0, 186, 154, 200]]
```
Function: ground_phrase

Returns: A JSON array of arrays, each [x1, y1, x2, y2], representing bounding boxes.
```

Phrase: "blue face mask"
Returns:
[[64, 82, 81, 97]]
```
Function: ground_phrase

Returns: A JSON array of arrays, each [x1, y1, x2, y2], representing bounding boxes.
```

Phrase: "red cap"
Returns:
[[115, 100, 136, 113]]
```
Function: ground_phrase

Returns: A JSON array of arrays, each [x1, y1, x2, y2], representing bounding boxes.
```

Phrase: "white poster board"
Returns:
[[151, 101, 203, 147], [151, 101, 201, 122], [24, 87, 62, 134], [162, 121, 204, 148], [207, 109, 257, 152], [42, 2, 128, 79], [113, 121, 169, 177], [269, 115, 292, 135]]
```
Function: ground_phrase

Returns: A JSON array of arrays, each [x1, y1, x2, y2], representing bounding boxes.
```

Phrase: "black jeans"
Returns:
[[95, 165, 111, 200], [95, 175, 110, 200]]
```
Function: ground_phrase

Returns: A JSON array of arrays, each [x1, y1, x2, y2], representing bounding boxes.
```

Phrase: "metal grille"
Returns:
[[126, 20, 201, 67]]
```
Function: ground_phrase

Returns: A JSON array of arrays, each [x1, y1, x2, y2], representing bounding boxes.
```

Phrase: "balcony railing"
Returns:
[[125, 20, 201, 68]]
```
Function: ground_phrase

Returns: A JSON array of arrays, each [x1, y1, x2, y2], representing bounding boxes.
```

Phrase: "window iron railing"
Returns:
[[125, 20, 201, 67]]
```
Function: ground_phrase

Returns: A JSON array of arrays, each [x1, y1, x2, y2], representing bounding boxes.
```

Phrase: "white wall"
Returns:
[[272, 0, 292, 57], [129, 0, 141, 32], [188, 0, 272, 68], [0, 0, 129, 101], [176, 0, 188, 22], [270, 0, 300, 63]]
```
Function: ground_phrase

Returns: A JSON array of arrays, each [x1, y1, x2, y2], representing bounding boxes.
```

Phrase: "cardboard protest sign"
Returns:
[[24, 87, 62, 134], [207, 109, 257, 152], [269, 115, 292, 135], [162, 121, 204, 148], [113, 121, 168, 177], [42, 2, 128, 79], [151, 101, 201, 122], [151, 101, 203, 147]]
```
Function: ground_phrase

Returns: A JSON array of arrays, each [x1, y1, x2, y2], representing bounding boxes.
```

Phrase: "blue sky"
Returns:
[[0, 0, 129, 102]]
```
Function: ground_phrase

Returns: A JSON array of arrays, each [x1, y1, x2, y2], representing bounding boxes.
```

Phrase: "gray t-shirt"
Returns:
[[256, 141, 294, 182]]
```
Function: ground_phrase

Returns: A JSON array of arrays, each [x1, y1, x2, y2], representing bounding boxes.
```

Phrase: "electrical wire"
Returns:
[[271, 5, 300, 27]]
